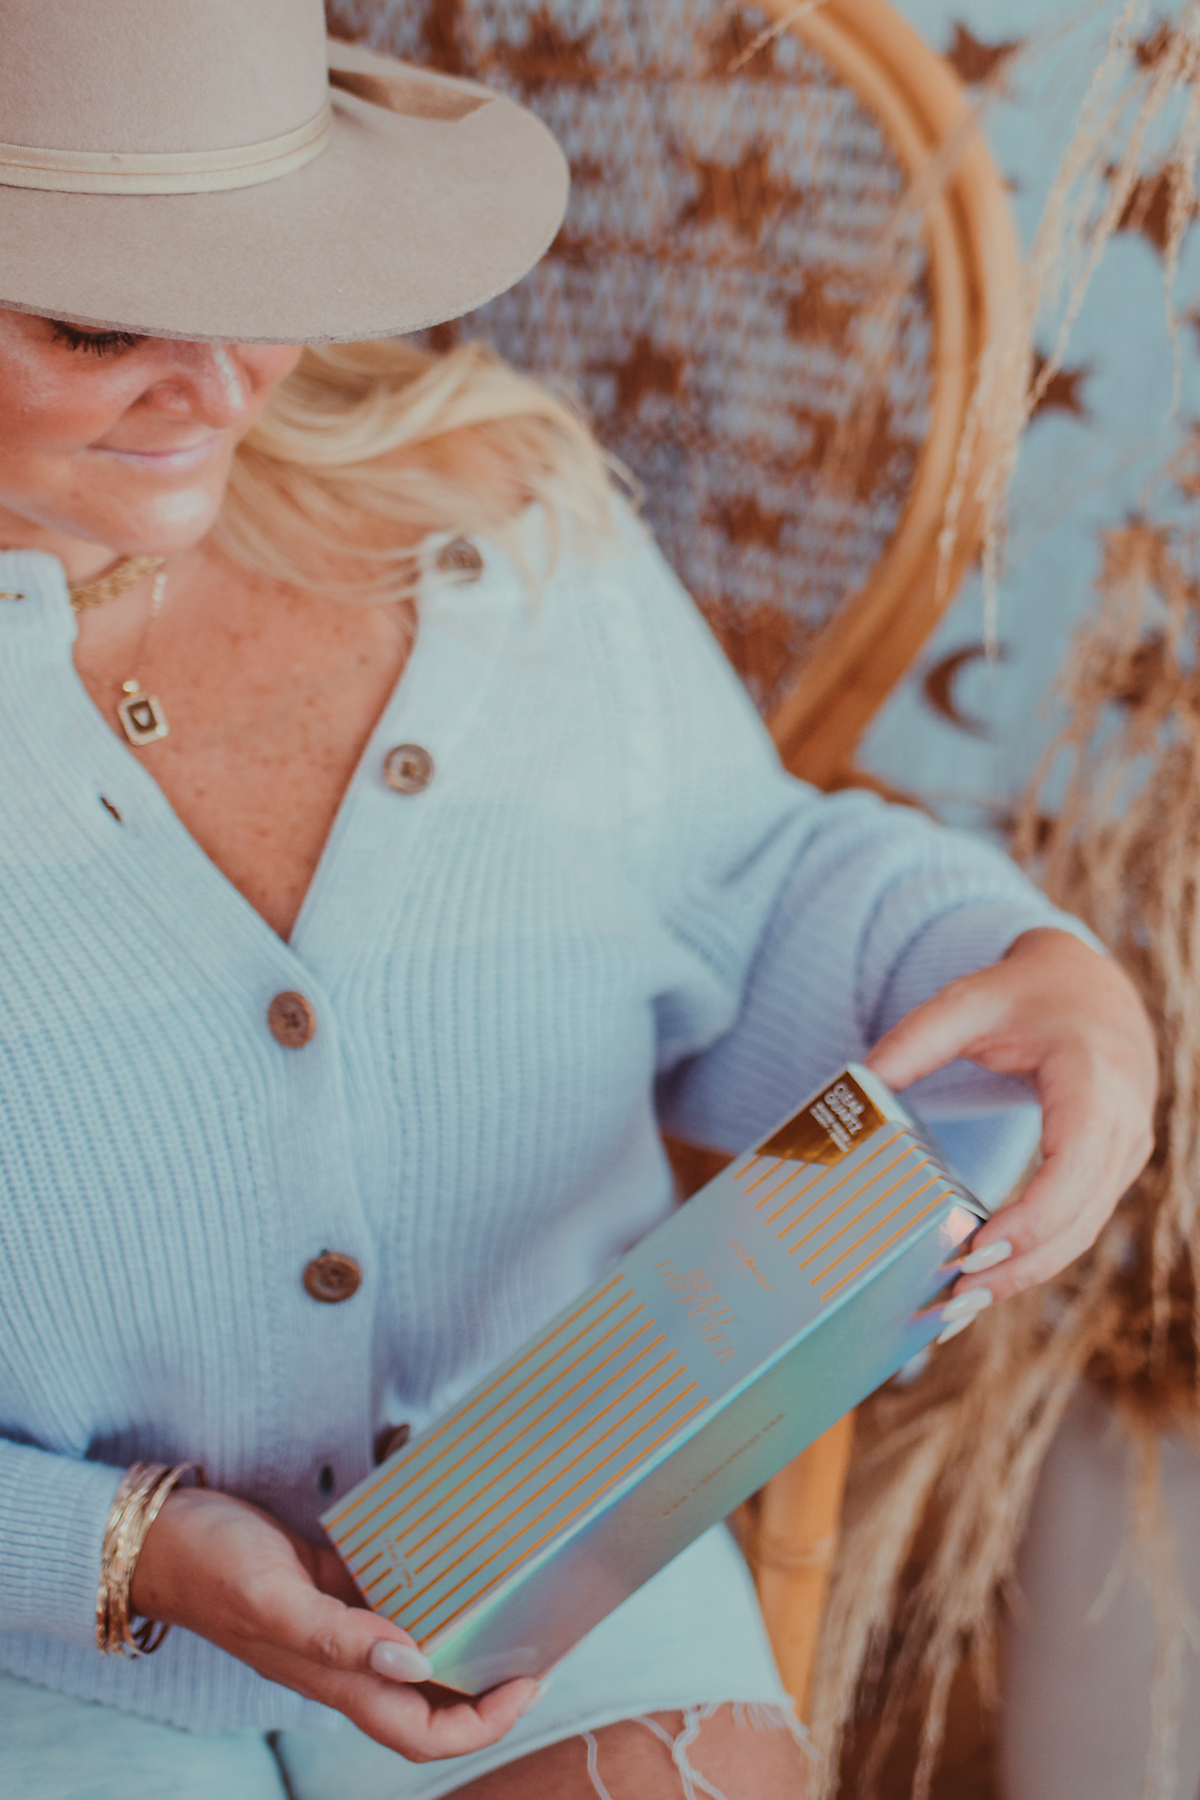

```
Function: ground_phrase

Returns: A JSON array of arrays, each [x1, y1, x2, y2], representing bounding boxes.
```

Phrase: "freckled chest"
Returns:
[[74, 572, 414, 940]]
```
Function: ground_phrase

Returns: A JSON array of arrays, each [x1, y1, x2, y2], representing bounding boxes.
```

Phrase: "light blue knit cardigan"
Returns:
[[0, 506, 1085, 1730]]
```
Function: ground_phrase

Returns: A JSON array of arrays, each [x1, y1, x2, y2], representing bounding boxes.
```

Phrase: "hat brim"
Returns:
[[0, 47, 568, 344]]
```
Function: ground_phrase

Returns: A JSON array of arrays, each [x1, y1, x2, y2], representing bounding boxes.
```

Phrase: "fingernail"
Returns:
[[520, 1679, 552, 1716], [936, 1315, 978, 1345], [960, 1239, 1013, 1275], [369, 1639, 434, 1683], [941, 1286, 993, 1324]]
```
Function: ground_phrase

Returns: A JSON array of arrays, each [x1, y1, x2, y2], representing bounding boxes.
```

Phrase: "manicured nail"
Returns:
[[941, 1286, 993, 1324], [960, 1239, 1013, 1275], [520, 1679, 552, 1716], [936, 1315, 978, 1345], [369, 1639, 434, 1683]]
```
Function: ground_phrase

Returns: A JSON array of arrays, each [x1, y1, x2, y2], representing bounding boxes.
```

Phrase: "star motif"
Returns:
[[567, 155, 607, 189], [785, 278, 857, 352], [424, 320, 461, 354], [325, 8, 359, 45], [944, 23, 1023, 86], [699, 599, 810, 712], [707, 10, 783, 78], [1135, 23, 1175, 67], [604, 336, 685, 415], [1029, 351, 1092, 421], [785, 404, 912, 500], [1114, 164, 1199, 258], [1110, 632, 1170, 709], [679, 145, 803, 242], [711, 494, 788, 551], [788, 409, 839, 474], [851, 399, 912, 502], [496, 9, 597, 88], [419, 0, 477, 77]]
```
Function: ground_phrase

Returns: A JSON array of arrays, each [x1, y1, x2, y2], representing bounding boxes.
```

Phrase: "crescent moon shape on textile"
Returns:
[[921, 644, 1009, 738]]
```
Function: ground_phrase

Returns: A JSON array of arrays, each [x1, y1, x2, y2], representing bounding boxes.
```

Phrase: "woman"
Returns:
[[0, 4, 1155, 1798]]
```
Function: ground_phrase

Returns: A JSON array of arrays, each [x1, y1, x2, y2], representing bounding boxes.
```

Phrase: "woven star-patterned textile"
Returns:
[[331, 0, 932, 718]]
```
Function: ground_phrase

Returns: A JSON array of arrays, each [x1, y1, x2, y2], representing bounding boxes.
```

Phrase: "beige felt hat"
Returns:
[[0, 0, 568, 344]]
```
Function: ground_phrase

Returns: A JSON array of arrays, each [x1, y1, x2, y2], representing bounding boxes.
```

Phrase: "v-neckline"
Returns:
[[26, 542, 525, 966]]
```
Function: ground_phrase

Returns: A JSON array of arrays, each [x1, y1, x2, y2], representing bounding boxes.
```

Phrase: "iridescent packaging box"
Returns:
[[323, 1064, 986, 1693]]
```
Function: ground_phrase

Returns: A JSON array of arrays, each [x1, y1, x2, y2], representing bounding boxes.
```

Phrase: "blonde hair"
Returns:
[[217, 338, 618, 602]]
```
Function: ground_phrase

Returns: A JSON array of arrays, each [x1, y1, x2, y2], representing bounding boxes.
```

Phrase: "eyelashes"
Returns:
[[49, 320, 142, 357]]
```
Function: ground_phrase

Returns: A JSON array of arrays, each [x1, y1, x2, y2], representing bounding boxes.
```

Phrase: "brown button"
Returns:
[[435, 537, 484, 581], [383, 744, 434, 796], [374, 1422, 412, 1465], [303, 1252, 361, 1304], [268, 990, 317, 1048]]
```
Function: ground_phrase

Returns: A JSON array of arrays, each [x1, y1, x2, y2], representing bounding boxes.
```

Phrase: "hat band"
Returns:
[[0, 102, 333, 195]]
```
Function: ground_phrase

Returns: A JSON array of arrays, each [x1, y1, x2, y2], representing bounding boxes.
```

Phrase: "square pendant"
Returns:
[[117, 692, 169, 746]]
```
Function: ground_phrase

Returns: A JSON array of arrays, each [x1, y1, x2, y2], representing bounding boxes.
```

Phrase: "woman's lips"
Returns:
[[90, 435, 221, 472]]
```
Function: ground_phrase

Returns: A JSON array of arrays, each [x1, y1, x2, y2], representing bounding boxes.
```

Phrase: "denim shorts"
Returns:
[[0, 1527, 795, 1800]]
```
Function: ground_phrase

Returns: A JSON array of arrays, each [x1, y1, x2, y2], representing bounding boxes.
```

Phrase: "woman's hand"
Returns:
[[865, 927, 1156, 1306], [130, 1484, 541, 1760]]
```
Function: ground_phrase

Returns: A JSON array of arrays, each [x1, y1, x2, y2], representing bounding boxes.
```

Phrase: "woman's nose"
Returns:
[[142, 344, 255, 429]]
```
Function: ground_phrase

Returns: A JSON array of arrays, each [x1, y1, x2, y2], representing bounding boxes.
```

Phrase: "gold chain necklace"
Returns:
[[67, 554, 165, 614], [76, 566, 172, 746]]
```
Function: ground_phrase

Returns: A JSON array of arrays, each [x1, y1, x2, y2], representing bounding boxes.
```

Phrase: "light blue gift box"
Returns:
[[323, 1064, 985, 1693]]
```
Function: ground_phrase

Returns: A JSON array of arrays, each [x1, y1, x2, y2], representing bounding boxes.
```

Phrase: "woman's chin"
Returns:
[[75, 482, 229, 558]]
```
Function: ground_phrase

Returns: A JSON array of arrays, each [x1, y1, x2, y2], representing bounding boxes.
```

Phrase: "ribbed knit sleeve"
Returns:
[[0, 1442, 121, 1645], [599, 514, 1095, 1204]]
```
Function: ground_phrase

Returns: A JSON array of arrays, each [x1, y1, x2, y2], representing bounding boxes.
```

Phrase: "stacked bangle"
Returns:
[[95, 1460, 205, 1657]]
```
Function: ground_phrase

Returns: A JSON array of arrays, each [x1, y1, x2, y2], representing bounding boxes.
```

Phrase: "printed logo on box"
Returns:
[[757, 1071, 885, 1168], [655, 1262, 737, 1363]]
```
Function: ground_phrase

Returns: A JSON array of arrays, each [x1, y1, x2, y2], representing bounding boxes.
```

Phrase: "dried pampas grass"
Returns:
[[807, 7, 1200, 1787], [810, 511, 1200, 1800], [943, 0, 1200, 646]]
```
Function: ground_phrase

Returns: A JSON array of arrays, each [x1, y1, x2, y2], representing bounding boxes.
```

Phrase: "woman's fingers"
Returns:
[[864, 969, 1005, 1092], [368, 1639, 435, 1682], [132, 1475, 543, 1762], [957, 1153, 1112, 1301], [862, 930, 1157, 1321], [232, 1529, 542, 1756], [957, 1123, 1149, 1302], [235, 1577, 539, 1757], [344, 1675, 541, 1761], [950, 1041, 1154, 1302]]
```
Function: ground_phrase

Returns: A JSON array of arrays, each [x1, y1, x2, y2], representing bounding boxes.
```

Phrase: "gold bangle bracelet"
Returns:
[[95, 1461, 205, 1657]]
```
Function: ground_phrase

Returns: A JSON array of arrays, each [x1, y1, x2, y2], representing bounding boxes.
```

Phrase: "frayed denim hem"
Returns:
[[580, 1700, 815, 1800]]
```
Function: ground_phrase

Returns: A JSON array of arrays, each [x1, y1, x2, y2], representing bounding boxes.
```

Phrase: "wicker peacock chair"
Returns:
[[329, 0, 1019, 1718]]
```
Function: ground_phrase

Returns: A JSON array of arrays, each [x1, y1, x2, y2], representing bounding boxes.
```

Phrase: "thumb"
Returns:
[[268, 1580, 434, 1684]]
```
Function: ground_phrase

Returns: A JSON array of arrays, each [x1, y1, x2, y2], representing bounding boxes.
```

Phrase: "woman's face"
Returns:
[[0, 309, 301, 568]]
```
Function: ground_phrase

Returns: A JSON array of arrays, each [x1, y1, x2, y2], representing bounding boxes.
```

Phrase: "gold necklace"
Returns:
[[77, 567, 172, 746], [67, 554, 165, 614]]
